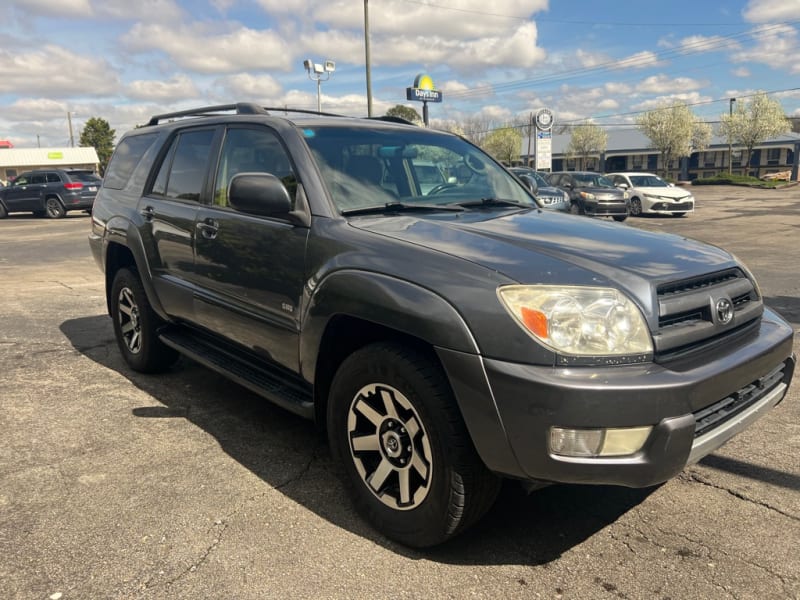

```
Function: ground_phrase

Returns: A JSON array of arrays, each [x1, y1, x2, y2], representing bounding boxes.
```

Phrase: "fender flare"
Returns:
[[300, 269, 478, 384]]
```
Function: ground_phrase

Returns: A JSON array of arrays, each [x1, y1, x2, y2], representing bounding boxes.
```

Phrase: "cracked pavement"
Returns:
[[1, 186, 798, 599]]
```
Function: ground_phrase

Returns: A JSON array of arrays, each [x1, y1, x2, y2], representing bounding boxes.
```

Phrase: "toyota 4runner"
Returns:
[[89, 104, 795, 547]]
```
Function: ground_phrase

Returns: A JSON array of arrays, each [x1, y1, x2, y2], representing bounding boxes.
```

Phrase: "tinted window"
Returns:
[[46, 173, 62, 183], [213, 127, 296, 207], [30, 174, 47, 184], [13, 174, 30, 186], [104, 133, 160, 190], [68, 171, 101, 183], [158, 129, 215, 202]]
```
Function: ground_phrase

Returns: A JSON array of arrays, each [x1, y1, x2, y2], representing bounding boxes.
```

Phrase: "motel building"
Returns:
[[0, 143, 100, 185], [520, 129, 800, 181]]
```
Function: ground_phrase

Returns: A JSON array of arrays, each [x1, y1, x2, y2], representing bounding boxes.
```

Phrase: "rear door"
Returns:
[[193, 124, 309, 372], [137, 126, 220, 321]]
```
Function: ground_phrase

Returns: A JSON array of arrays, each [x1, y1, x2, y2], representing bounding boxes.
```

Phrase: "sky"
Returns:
[[1, 0, 799, 148]]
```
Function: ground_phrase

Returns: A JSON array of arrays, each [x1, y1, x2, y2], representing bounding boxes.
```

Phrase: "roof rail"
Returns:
[[146, 103, 269, 126], [262, 107, 345, 118], [369, 115, 417, 126]]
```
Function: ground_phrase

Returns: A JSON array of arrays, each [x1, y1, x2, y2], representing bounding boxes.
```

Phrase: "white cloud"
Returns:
[[126, 75, 200, 102], [632, 92, 712, 111], [732, 24, 800, 74], [677, 35, 741, 54], [2, 98, 70, 122], [0, 45, 120, 96], [575, 49, 662, 71], [732, 67, 751, 77], [8, 0, 182, 21], [636, 75, 706, 94], [742, 0, 800, 22], [213, 73, 284, 101], [122, 23, 293, 73]]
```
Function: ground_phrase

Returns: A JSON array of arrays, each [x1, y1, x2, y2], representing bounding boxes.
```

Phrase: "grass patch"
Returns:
[[691, 174, 783, 188]]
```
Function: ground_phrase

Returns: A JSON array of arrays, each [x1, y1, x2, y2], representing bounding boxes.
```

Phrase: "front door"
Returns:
[[193, 125, 309, 372], [5, 173, 46, 212]]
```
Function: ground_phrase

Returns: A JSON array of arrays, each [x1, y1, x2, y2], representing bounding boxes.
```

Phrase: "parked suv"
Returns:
[[0, 168, 100, 218], [89, 104, 794, 547], [548, 171, 630, 220]]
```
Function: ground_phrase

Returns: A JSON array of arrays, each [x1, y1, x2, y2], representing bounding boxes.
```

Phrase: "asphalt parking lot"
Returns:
[[1, 185, 798, 600]]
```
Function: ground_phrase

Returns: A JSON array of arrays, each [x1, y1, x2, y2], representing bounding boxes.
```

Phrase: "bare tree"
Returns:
[[460, 114, 494, 147], [719, 92, 791, 173], [636, 101, 711, 178], [565, 122, 607, 171]]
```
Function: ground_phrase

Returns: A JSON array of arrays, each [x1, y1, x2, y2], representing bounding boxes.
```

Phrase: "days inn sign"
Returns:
[[406, 74, 442, 103]]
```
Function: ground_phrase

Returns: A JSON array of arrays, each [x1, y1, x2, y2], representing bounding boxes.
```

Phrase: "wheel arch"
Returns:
[[301, 270, 479, 428]]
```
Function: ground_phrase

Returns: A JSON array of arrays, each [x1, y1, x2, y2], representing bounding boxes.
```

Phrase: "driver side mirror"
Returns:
[[229, 173, 293, 219], [616, 182, 629, 190]]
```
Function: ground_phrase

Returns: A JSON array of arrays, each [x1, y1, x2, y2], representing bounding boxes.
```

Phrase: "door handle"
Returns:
[[139, 205, 155, 221], [196, 218, 219, 240]]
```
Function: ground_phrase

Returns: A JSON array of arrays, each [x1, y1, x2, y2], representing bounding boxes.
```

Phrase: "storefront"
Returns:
[[0, 147, 100, 184]]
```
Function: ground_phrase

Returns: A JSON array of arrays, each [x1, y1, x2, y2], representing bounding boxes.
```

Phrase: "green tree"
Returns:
[[636, 101, 711, 178], [385, 105, 422, 125], [566, 122, 607, 170], [482, 127, 522, 164], [719, 92, 791, 173], [79, 117, 116, 174]]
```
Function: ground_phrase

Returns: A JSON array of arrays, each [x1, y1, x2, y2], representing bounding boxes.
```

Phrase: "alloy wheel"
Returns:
[[117, 287, 142, 354]]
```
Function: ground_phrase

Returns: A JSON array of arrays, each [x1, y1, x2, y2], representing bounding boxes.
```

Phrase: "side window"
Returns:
[[104, 132, 160, 190], [46, 173, 62, 183], [152, 129, 215, 202], [213, 127, 296, 207], [14, 174, 30, 186], [30, 174, 47, 184]]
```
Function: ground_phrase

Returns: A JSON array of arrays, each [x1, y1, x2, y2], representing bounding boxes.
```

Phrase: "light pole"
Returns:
[[303, 59, 335, 114], [728, 97, 736, 174], [364, 0, 373, 117], [67, 111, 76, 147]]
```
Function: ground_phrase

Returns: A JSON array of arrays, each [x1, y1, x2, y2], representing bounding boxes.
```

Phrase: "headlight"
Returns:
[[643, 193, 658, 199], [579, 191, 595, 200], [498, 285, 653, 357], [622, 191, 629, 199]]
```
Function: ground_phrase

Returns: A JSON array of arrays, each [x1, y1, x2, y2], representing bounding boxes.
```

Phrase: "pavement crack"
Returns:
[[682, 470, 800, 522], [274, 443, 320, 491]]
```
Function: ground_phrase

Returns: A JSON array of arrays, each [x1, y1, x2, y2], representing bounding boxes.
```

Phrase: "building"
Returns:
[[521, 129, 800, 180], [0, 147, 100, 184]]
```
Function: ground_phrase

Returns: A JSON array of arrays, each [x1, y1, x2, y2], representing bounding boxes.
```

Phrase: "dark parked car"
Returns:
[[548, 171, 630, 221], [509, 167, 569, 211], [89, 103, 794, 547], [0, 168, 101, 218]]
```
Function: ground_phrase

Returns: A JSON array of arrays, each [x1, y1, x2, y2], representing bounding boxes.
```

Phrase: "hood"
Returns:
[[634, 186, 693, 199], [351, 209, 736, 317], [536, 185, 564, 196]]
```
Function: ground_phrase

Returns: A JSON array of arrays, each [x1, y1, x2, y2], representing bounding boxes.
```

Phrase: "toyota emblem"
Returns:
[[715, 298, 734, 324]]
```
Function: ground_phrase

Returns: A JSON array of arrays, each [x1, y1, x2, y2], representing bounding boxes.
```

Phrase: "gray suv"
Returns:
[[89, 103, 794, 547], [0, 169, 101, 218]]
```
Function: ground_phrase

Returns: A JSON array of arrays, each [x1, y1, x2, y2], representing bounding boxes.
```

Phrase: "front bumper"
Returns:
[[643, 197, 694, 214], [585, 200, 628, 216], [438, 308, 794, 488]]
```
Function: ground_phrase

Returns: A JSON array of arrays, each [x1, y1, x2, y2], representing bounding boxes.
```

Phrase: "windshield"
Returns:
[[629, 175, 668, 187], [300, 125, 535, 212], [573, 173, 614, 188]]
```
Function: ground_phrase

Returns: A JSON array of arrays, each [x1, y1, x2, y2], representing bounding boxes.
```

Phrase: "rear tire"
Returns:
[[110, 268, 178, 373], [45, 197, 65, 219], [328, 342, 501, 547], [569, 202, 583, 215]]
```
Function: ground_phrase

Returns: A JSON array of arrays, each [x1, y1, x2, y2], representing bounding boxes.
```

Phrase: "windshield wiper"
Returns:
[[341, 202, 464, 216], [450, 197, 529, 209]]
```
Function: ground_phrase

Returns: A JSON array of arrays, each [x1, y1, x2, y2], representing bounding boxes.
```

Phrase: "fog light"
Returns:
[[550, 426, 652, 458]]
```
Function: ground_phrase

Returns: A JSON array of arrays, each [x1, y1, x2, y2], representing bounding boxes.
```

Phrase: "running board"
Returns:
[[159, 327, 314, 419]]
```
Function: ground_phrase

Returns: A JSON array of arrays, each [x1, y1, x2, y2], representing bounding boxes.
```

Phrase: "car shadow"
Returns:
[[764, 295, 800, 327], [60, 314, 655, 564]]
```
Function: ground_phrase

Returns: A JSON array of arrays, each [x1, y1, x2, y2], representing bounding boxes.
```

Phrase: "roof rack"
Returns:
[[146, 103, 269, 126], [262, 107, 345, 118]]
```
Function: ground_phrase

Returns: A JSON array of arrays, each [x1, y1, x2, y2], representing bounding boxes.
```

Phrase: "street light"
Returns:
[[728, 98, 736, 174], [303, 58, 335, 114]]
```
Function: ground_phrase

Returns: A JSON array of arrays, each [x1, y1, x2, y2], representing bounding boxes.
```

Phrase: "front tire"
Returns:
[[613, 214, 628, 222], [569, 201, 583, 215], [45, 197, 66, 219], [0, 203, 6, 218], [630, 197, 642, 216], [110, 268, 178, 373], [328, 342, 500, 547]]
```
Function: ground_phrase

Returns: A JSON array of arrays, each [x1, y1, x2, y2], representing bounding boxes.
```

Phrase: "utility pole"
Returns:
[[527, 113, 533, 166], [728, 98, 736, 174], [67, 112, 75, 148], [364, 0, 373, 117]]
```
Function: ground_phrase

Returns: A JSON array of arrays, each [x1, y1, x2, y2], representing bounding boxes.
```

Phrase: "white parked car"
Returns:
[[607, 172, 695, 217]]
